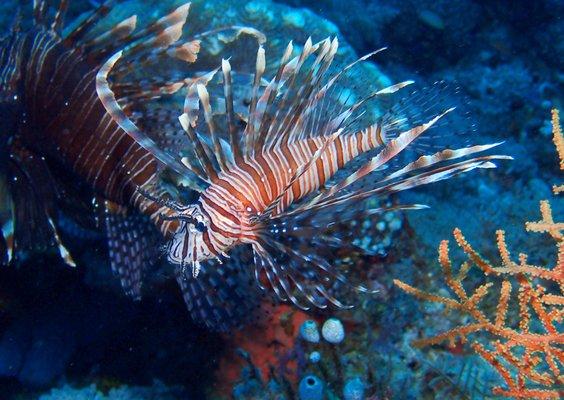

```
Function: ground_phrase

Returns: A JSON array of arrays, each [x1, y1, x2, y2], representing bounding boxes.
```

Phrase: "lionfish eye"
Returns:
[[195, 221, 207, 233]]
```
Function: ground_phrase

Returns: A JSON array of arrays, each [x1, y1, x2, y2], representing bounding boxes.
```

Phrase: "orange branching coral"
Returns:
[[550, 108, 564, 194], [395, 229, 564, 399], [394, 110, 564, 399]]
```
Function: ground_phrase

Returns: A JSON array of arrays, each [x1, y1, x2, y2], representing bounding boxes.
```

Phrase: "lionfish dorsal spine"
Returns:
[[96, 50, 190, 177], [83, 15, 138, 51], [244, 45, 266, 157], [196, 83, 228, 170], [63, 0, 118, 45], [178, 112, 219, 183], [50, 0, 69, 32], [221, 59, 243, 164], [253, 40, 302, 153], [263, 37, 325, 149]]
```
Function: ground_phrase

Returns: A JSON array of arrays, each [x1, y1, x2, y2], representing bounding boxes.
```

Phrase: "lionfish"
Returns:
[[1, 1, 508, 330], [98, 26, 510, 310]]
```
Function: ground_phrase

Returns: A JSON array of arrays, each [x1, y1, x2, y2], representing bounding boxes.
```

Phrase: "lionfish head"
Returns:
[[136, 187, 239, 279]]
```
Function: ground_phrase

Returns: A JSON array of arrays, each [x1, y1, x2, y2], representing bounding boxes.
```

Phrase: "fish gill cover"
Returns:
[[0, 0, 561, 399]]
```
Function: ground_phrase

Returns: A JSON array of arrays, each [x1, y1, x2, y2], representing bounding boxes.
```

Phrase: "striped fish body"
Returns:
[[195, 128, 385, 249]]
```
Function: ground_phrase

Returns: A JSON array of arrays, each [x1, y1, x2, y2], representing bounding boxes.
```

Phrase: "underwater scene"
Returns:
[[0, 0, 562, 399]]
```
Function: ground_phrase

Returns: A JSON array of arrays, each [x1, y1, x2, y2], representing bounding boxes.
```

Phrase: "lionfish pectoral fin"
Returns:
[[251, 203, 438, 309], [252, 242, 295, 306], [192, 260, 201, 278], [175, 246, 261, 332], [104, 202, 162, 300], [250, 233, 360, 311]]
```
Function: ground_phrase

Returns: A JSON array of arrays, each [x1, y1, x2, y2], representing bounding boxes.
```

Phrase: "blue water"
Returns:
[[0, 0, 561, 399]]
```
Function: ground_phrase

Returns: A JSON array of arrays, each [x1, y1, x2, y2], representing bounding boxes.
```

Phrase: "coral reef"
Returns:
[[343, 376, 365, 400], [0, 0, 562, 399], [215, 304, 311, 396], [395, 110, 563, 399]]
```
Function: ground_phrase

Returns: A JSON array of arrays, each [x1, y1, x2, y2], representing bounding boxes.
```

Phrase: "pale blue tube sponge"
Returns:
[[321, 318, 345, 344]]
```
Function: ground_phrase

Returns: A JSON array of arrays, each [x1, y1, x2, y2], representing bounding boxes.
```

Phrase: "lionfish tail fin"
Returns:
[[377, 80, 478, 155]]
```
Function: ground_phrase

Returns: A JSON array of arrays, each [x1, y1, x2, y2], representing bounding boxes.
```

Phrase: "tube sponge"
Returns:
[[298, 374, 324, 400], [299, 320, 320, 343], [321, 318, 345, 344]]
